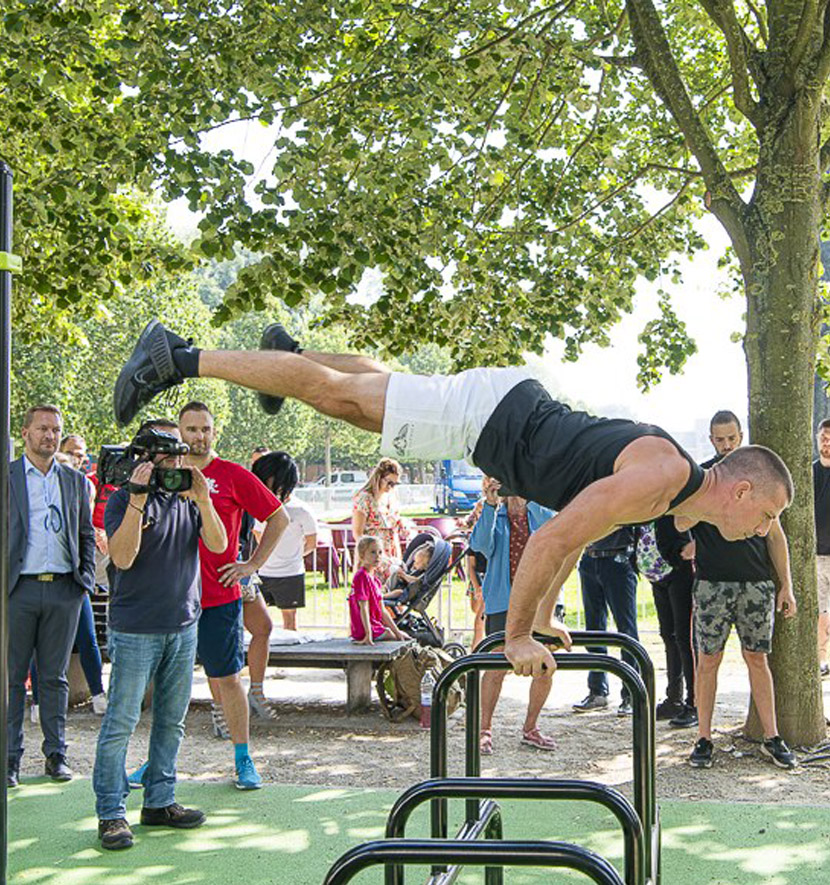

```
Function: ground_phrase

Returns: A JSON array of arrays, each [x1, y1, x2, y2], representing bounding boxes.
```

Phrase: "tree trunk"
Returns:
[[739, 92, 826, 745]]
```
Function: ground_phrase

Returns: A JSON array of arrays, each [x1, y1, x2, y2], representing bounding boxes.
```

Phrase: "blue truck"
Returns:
[[433, 459, 483, 515]]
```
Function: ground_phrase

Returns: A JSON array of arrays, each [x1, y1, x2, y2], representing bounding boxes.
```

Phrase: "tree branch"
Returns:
[[613, 181, 691, 246], [460, 1, 575, 59], [625, 0, 749, 255], [790, 0, 819, 71], [813, 4, 830, 86], [744, 0, 768, 45], [697, 0, 762, 125]]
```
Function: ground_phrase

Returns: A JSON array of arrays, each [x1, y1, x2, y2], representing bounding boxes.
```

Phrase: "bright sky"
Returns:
[[166, 121, 748, 441]]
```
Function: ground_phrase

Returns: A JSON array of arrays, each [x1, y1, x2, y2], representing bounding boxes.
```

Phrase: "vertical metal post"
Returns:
[[0, 159, 18, 885]]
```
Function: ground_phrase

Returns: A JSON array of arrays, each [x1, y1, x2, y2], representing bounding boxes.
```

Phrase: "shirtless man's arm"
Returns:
[[505, 437, 692, 676]]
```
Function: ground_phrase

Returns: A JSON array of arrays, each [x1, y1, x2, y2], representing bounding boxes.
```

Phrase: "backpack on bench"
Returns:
[[375, 644, 464, 723]]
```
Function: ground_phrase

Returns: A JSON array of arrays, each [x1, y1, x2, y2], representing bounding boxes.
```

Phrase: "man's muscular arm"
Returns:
[[766, 518, 797, 618], [505, 441, 689, 676]]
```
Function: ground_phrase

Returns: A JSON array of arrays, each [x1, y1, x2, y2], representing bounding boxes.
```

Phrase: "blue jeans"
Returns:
[[93, 624, 197, 820], [578, 554, 639, 700], [31, 593, 104, 700]]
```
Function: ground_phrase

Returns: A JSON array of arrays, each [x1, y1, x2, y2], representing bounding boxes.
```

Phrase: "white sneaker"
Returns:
[[30, 704, 39, 724], [91, 693, 108, 715]]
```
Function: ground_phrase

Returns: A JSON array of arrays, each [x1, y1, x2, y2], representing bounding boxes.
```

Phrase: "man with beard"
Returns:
[[178, 402, 288, 789], [113, 321, 795, 678], [7, 405, 95, 787], [689, 411, 797, 770]]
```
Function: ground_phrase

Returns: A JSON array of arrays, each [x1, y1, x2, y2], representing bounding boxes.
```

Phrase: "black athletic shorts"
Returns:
[[484, 610, 507, 637], [259, 574, 305, 610]]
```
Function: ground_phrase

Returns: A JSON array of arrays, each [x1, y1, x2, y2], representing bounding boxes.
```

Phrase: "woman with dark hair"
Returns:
[[251, 452, 318, 633], [351, 457, 407, 583]]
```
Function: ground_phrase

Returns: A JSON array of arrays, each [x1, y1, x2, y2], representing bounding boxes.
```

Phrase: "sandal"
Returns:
[[479, 729, 493, 756], [521, 727, 556, 751]]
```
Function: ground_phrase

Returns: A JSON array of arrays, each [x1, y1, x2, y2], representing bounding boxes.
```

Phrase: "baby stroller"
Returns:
[[385, 528, 467, 659]]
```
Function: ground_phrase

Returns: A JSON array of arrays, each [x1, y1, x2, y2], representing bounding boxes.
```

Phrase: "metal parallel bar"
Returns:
[[386, 777, 643, 885], [431, 652, 653, 874], [476, 630, 658, 822], [0, 159, 17, 885], [324, 839, 625, 885]]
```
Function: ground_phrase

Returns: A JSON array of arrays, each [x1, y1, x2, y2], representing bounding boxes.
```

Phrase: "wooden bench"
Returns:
[[261, 638, 410, 714]]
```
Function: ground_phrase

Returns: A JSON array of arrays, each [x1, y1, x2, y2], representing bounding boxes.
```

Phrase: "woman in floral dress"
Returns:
[[351, 458, 406, 583]]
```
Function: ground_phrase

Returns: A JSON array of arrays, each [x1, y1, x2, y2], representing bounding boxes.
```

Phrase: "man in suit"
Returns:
[[7, 404, 96, 787]]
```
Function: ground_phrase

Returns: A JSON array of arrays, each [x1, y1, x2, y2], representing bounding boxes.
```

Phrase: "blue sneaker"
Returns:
[[127, 761, 148, 790], [235, 755, 262, 791]]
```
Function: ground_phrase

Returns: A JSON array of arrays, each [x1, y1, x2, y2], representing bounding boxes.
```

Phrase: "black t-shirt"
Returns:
[[813, 460, 830, 555], [472, 380, 704, 511], [692, 455, 771, 582], [105, 489, 203, 633]]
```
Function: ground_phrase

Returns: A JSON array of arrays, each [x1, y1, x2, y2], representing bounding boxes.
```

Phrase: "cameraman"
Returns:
[[92, 419, 227, 851]]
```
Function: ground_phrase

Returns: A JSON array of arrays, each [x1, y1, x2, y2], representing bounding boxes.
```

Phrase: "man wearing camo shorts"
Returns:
[[689, 411, 797, 770]]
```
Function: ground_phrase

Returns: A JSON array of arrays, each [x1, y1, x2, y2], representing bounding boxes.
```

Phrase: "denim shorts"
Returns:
[[693, 579, 775, 655], [197, 598, 244, 677]]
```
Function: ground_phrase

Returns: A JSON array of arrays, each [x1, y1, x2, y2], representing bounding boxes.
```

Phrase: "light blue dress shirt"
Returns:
[[21, 456, 73, 575]]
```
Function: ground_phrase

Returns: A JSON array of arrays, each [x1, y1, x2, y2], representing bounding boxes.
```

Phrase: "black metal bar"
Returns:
[[323, 839, 626, 885], [476, 630, 658, 824], [386, 777, 644, 885], [0, 159, 15, 885], [431, 653, 653, 874]]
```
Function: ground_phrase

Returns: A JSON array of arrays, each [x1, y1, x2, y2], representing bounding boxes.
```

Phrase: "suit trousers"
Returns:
[[7, 575, 84, 761]]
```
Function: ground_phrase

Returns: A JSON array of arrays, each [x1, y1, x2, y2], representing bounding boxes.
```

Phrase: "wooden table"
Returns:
[[262, 638, 410, 713]]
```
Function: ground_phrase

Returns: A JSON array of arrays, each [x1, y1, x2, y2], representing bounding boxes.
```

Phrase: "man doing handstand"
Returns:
[[114, 321, 794, 677]]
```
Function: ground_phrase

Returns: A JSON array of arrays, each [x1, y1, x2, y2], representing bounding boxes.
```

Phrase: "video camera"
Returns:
[[97, 428, 193, 494]]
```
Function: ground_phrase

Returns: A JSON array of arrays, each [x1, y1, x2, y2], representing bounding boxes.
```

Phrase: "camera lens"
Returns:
[[160, 469, 184, 492]]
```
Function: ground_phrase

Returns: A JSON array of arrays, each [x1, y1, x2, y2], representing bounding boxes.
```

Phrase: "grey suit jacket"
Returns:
[[8, 456, 96, 594]]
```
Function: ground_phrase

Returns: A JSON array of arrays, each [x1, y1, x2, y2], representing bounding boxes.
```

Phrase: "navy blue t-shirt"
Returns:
[[105, 489, 202, 633]]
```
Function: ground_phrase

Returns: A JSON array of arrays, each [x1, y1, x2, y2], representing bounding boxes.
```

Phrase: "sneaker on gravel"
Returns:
[[689, 737, 714, 768], [760, 735, 797, 770], [257, 323, 303, 415], [572, 693, 608, 713], [140, 803, 205, 829], [521, 728, 556, 751], [617, 698, 633, 717], [669, 705, 698, 729], [821, 662, 830, 678], [99, 818, 134, 850], [91, 692, 108, 715], [479, 729, 493, 756], [127, 761, 148, 789], [235, 755, 263, 790], [655, 699, 684, 721], [113, 320, 193, 425]]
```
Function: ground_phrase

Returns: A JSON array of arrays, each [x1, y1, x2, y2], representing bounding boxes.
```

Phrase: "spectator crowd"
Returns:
[[6, 400, 828, 852]]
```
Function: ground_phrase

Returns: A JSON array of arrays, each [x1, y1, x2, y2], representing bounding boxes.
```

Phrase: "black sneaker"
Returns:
[[689, 737, 714, 768], [761, 735, 797, 770], [257, 323, 302, 415], [113, 320, 194, 425], [45, 753, 73, 782], [656, 699, 684, 721], [7, 759, 19, 789], [669, 705, 699, 729], [98, 818, 134, 850], [572, 693, 608, 713], [617, 698, 633, 716], [141, 803, 206, 829]]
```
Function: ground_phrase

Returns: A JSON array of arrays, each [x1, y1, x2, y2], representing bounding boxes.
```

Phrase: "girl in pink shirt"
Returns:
[[349, 536, 408, 645]]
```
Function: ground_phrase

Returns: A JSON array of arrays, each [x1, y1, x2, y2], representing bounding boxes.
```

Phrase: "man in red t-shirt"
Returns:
[[179, 401, 288, 790]]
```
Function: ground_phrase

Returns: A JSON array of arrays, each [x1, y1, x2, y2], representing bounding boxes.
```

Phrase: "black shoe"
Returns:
[[617, 698, 633, 717], [7, 760, 19, 788], [99, 818, 134, 850], [689, 737, 714, 768], [257, 323, 302, 415], [141, 803, 206, 829], [655, 699, 684, 721], [572, 693, 608, 713], [114, 320, 194, 425], [761, 735, 797, 770], [45, 753, 73, 782], [669, 705, 698, 729]]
